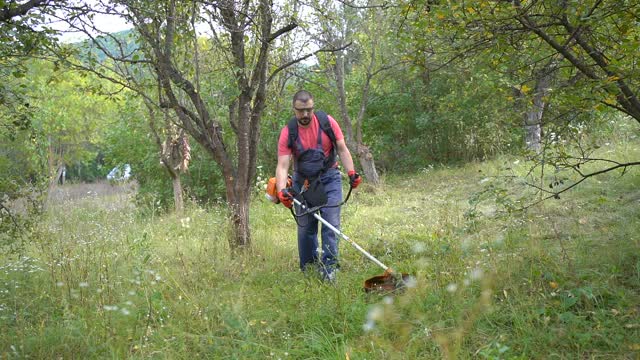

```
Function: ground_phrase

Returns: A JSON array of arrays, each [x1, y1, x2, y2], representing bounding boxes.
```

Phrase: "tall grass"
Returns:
[[1, 141, 639, 359]]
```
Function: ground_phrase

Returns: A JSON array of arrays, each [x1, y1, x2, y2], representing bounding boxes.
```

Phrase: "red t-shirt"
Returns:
[[278, 113, 344, 158]]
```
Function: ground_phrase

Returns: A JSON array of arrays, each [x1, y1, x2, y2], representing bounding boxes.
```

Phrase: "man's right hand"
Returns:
[[277, 189, 293, 208]]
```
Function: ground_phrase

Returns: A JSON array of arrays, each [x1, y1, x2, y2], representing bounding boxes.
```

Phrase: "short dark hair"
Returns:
[[293, 90, 313, 105]]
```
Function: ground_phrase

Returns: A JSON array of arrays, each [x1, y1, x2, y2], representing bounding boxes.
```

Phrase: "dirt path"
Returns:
[[47, 180, 137, 203]]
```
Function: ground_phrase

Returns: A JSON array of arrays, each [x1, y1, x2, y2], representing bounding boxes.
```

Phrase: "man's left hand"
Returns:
[[348, 170, 362, 189]]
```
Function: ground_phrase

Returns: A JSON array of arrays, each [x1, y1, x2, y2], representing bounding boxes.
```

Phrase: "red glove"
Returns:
[[348, 170, 362, 189], [277, 189, 293, 208]]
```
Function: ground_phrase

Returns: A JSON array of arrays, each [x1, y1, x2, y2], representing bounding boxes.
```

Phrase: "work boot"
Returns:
[[301, 260, 321, 274], [321, 268, 338, 284]]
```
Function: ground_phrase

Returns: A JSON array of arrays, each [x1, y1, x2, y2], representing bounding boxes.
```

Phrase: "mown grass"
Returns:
[[1, 141, 639, 359]]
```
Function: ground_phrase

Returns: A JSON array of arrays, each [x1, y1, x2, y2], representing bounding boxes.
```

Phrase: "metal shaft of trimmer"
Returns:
[[293, 198, 389, 272]]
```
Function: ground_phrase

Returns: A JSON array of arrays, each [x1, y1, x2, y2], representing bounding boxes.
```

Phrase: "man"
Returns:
[[276, 90, 362, 282]]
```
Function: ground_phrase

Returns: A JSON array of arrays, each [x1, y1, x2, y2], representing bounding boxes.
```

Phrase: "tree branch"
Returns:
[[1, 0, 47, 22], [513, 10, 599, 80], [336, 0, 394, 9], [522, 160, 640, 209], [268, 22, 297, 43], [267, 42, 352, 84], [0, 200, 22, 231]]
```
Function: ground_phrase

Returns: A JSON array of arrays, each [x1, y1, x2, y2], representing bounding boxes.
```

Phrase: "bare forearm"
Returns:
[[276, 155, 290, 191], [338, 148, 355, 173]]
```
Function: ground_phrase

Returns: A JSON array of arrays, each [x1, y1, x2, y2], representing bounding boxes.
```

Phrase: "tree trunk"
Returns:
[[211, 141, 251, 249], [335, 52, 354, 144], [229, 195, 250, 250], [47, 135, 58, 188], [524, 65, 553, 153], [524, 115, 542, 152], [51, 164, 64, 187], [44, 163, 64, 208], [57, 165, 66, 185], [172, 174, 184, 214], [357, 144, 379, 185]]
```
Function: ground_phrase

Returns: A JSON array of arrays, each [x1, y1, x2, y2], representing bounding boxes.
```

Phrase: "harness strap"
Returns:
[[287, 111, 338, 176], [293, 122, 323, 153]]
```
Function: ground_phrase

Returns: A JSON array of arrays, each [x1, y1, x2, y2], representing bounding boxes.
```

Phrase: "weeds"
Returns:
[[1, 143, 639, 358]]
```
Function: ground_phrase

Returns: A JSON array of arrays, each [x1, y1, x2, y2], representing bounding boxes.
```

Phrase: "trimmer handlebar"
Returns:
[[288, 184, 354, 218]]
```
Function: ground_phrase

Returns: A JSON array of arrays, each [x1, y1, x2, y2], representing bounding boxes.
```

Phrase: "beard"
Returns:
[[297, 117, 311, 126]]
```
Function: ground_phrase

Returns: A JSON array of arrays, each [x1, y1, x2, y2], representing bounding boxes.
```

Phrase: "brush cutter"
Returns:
[[289, 185, 410, 293]]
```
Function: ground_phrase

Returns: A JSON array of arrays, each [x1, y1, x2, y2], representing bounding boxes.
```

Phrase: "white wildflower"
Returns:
[[404, 276, 418, 288], [367, 305, 384, 321], [363, 319, 375, 332], [470, 268, 484, 281], [412, 242, 426, 254]]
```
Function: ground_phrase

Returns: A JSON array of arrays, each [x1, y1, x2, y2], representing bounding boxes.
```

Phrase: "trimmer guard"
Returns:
[[363, 269, 411, 293]]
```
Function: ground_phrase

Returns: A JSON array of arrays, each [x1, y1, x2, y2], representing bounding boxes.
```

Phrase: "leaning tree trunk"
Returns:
[[353, 61, 381, 186], [149, 104, 192, 214], [45, 137, 65, 208], [357, 144, 380, 185], [334, 49, 381, 186], [161, 131, 190, 214], [47, 137, 63, 188]]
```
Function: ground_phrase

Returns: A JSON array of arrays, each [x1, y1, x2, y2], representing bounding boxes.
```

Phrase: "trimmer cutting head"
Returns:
[[363, 269, 411, 293]]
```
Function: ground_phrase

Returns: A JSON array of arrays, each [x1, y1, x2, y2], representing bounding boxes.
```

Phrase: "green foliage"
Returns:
[[64, 156, 107, 183], [181, 141, 226, 203], [361, 64, 519, 171], [429, 4, 635, 124], [1, 2, 65, 239], [102, 93, 228, 210], [16, 58, 121, 182], [385, 0, 640, 179], [0, 1, 58, 60], [76, 29, 140, 64], [0, 63, 48, 251]]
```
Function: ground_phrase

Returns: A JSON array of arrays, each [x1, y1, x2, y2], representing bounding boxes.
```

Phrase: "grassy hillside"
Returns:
[[1, 141, 639, 359]]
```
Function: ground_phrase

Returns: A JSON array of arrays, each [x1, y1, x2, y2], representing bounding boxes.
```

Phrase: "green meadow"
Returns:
[[2, 141, 639, 359]]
